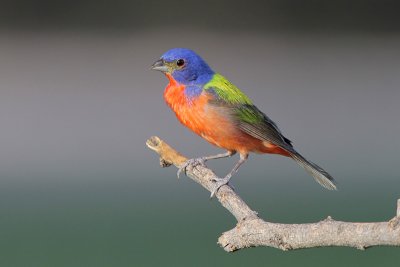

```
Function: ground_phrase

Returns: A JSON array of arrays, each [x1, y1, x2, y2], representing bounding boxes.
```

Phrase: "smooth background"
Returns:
[[0, 1, 399, 266]]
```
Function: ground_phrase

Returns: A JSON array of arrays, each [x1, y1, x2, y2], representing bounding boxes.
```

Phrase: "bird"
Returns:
[[151, 48, 336, 197]]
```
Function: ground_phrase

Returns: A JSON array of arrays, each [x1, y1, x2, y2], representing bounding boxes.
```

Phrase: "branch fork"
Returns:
[[146, 136, 400, 252]]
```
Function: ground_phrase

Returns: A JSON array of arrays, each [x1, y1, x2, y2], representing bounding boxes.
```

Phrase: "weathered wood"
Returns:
[[146, 136, 400, 252]]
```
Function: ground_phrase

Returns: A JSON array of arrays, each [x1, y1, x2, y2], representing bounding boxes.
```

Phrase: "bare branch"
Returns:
[[146, 136, 257, 222], [146, 136, 400, 252]]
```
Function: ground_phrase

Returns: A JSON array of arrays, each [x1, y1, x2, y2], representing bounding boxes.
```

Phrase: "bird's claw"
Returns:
[[210, 176, 232, 198], [177, 158, 206, 178]]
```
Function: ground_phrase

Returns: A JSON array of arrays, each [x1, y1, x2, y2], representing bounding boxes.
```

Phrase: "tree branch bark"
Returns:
[[146, 136, 400, 252]]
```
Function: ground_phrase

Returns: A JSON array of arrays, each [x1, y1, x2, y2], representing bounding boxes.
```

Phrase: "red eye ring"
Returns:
[[176, 59, 185, 67]]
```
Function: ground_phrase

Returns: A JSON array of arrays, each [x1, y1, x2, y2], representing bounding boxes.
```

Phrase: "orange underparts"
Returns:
[[164, 73, 290, 157]]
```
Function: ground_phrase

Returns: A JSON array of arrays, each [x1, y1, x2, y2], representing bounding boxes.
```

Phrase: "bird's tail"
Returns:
[[289, 150, 337, 190]]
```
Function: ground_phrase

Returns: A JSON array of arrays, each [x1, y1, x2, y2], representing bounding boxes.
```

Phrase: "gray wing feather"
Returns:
[[236, 105, 337, 190], [235, 104, 293, 149]]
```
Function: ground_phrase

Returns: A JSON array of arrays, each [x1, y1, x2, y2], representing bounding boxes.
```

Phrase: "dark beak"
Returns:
[[151, 59, 168, 72]]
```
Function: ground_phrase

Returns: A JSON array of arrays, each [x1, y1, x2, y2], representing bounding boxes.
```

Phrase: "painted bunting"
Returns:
[[151, 48, 336, 197]]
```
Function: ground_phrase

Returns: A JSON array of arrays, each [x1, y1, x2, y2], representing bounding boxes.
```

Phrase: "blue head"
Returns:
[[151, 48, 215, 85]]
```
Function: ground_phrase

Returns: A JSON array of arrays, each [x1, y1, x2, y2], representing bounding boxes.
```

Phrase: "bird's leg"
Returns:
[[202, 151, 236, 161], [210, 153, 248, 198], [177, 151, 235, 178]]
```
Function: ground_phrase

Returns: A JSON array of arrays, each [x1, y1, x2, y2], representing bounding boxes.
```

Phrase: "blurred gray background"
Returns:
[[0, 1, 399, 266]]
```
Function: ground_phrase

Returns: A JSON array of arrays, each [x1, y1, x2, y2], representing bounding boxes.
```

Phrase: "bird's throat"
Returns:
[[165, 73, 178, 87], [164, 73, 186, 109]]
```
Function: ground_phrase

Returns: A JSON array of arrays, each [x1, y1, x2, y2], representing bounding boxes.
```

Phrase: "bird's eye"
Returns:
[[176, 59, 185, 67]]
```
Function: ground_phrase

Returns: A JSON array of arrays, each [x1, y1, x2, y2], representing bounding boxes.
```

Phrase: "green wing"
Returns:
[[204, 74, 336, 190], [204, 73, 253, 105], [204, 74, 293, 149]]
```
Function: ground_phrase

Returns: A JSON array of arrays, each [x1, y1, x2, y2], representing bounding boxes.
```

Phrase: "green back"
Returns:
[[204, 73, 253, 105], [204, 73, 263, 123]]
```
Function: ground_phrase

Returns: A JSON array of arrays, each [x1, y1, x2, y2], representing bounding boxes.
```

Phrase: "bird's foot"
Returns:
[[177, 157, 206, 178], [210, 175, 232, 198]]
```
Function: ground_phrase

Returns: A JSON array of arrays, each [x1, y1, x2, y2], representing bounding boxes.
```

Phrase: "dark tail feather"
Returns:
[[289, 151, 337, 190]]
